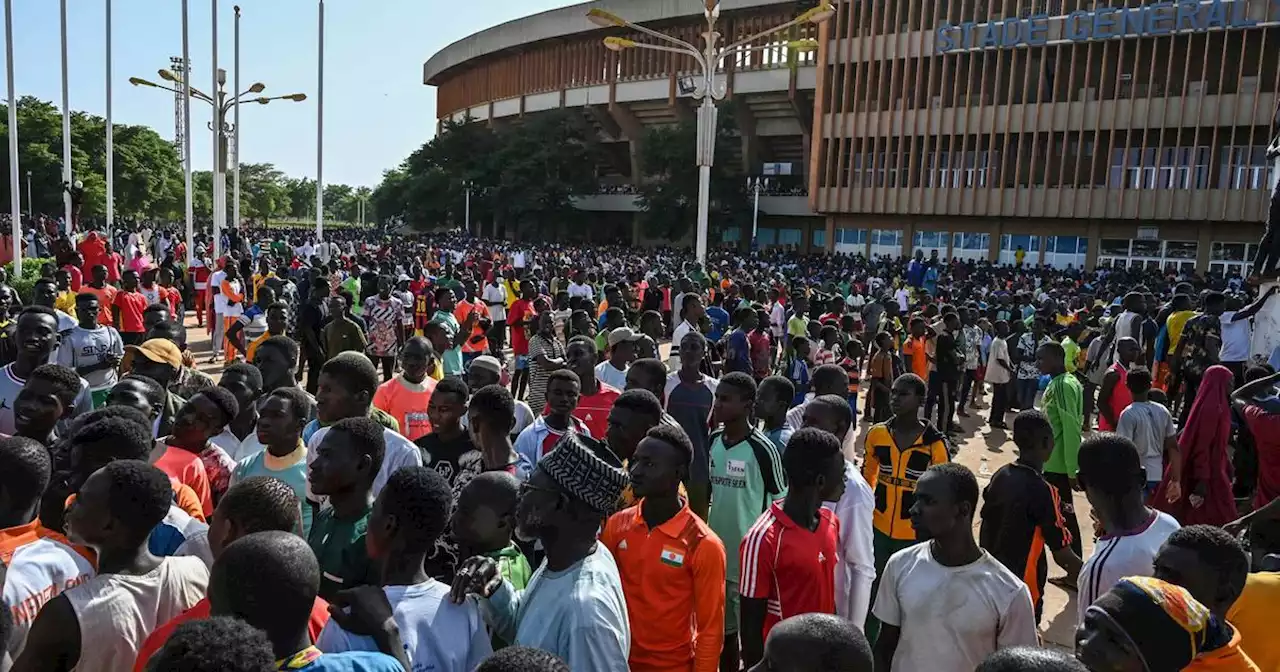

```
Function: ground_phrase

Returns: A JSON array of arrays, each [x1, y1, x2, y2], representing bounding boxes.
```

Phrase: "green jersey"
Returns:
[[707, 428, 786, 582], [307, 503, 377, 601], [483, 543, 533, 649]]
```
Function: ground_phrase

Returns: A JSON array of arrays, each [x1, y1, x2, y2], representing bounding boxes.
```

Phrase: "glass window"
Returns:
[[721, 227, 742, 243], [777, 228, 803, 245], [757, 228, 778, 246], [1130, 239, 1162, 258], [1211, 242, 1247, 261], [952, 232, 989, 261], [1164, 241, 1197, 260], [870, 229, 903, 258], [1100, 238, 1131, 256], [812, 230, 826, 248], [913, 230, 947, 248], [836, 228, 868, 245]]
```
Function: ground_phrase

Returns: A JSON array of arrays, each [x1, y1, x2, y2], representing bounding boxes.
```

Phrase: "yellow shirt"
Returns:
[[54, 290, 77, 316], [1167, 310, 1197, 355], [1226, 572, 1280, 672]]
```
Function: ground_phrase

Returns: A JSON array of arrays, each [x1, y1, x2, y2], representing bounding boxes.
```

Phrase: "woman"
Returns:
[[526, 311, 566, 417], [1154, 364, 1235, 526]]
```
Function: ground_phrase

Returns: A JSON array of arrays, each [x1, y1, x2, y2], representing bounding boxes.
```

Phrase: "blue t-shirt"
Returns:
[[292, 651, 404, 672], [233, 449, 312, 537], [706, 305, 730, 341], [726, 330, 751, 374]]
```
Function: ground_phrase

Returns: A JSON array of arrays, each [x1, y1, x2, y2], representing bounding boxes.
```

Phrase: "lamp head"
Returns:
[[129, 77, 157, 88], [285, 93, 307, 102], [248, 82, 266, 94], [586, 8, 627, 28], [800, 3, 835, 24], [603, 36, 637, 52], [254, 97, 271, 105], [73, 180, 83, 190], [158, 69, 178, 82], [217, 68, 227, 86]]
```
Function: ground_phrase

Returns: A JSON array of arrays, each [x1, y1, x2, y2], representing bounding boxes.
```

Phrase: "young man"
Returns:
[[1096, 336, 1139, 432], [465, 384, 523, 476], [507, 282, 537, 401], [979, 410, 1082, 620], [252, 335, 309, 399], [225, 285, 277, 362], [977, 647, 1086, 672], [1115, 366, 1183, 498], [872, 463, 1038, 672], [465, 356, 535, 441], [123, 337, 187, 437], [483, 274, 508, 356], [209, 531, 405, 671], [305, 352, 423, 503], [449, 435, 630, 670], [58, 293, 123, 408], [112, 269, 148, 345], [209, 363, 265, 463], [565, 336, 620, 440], [0, 307, 93, 437], [0, 436, 95, 661], [431, 286, 472, 378], [757, 376, 795, 453], [12, 364, 81, 446], [707, 372, 785, 670], [373, 336, 437, 441], [748, 613, 874, 672], [450, 471, 532, 605], [317, 467, 493, 669], [323, 294, 369, 357], [160, 387, 241, 510], [514, 370, 590, 472], [1075, 433, 1182, 620], [1038, 341, 1085, 560], [133, 476, 331, 671], [739, 428, 844, 669], [666, 332, 720, 520], [307, 417, 386, 601], [861, 373, 949, 641], [985, 320, 1014, 429], [81, 265, 117, 327], [595, 326, 640, 390], [602, 424, 726, 672], [12, 461, 209, 672], [230, 387, 314, 535]]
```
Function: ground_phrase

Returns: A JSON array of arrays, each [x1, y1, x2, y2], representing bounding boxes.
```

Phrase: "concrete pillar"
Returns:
[[825, 216, 836, 254], [631, 215, 641, 248], [988, 220, 1002, 263], [901, 220, 916, 258], [1196, 223, 1214, 272], [1084, 220, 1102, 269]]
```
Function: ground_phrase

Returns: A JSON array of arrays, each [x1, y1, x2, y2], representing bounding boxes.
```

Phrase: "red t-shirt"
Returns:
[[739, 501, 839, 643], [1244, 405, 1280, 510], [572, 384, 620, 440], [508, 299, 534, 355], [133, 596, 331, 672], [113, 290, 149, 334], [540, 416, 590, 457]]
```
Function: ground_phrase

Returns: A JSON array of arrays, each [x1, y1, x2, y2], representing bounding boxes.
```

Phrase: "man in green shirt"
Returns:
[[431, 286, 471, 377], [1061, 322, 1083, 375], [323, 294, 368, 358], [307, 416, 385, 600], [1038, 340, 1085, 558]]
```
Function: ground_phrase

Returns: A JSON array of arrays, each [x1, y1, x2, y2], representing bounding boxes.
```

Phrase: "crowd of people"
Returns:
[[0, 221, 1277, 671]]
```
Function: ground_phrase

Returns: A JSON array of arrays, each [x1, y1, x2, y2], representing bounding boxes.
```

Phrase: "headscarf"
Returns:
[[1156, 364, 1235, 524], [1087, 576, 1231, 671]]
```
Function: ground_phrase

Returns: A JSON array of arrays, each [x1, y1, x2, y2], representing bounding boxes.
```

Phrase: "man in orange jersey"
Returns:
[[602, 425, 725, 672]]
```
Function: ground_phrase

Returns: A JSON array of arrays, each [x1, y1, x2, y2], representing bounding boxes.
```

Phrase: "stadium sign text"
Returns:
[[936, 0, 1259, 53]]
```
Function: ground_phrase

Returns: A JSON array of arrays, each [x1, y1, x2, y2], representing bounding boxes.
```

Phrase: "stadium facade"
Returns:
[[425, 0, 1279, 273]]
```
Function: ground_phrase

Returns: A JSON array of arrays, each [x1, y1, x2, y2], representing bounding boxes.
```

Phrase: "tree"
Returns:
[[235, 162, 290, 223], [635, 103, 750, 241]]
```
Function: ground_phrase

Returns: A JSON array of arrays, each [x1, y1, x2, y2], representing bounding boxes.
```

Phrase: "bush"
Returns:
[[5, 257, 54, 304]]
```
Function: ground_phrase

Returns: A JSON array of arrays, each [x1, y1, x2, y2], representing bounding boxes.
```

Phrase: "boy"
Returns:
[[785, 337, 812, 405], [451, 471, 532, 603], [979, 410, 1082, 621], [112, 270, 149, 345], [13, 365, 82, 445], [1114, 366, 1182, 498], [665, 332, 719, 519], [707, 372, 786, 671], [231, 387, 314, 536], [160, 387, 241, 509], [307, 417, 386, 601], [59, 293, 124, 408], [317, 467, 492, 669], [466, 384, 522, 476], [756, 375, 795, 453], [374, 336, 437, 441]]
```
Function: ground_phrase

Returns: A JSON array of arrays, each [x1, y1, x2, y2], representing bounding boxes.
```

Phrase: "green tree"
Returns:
[[235, 162, 290, 223]]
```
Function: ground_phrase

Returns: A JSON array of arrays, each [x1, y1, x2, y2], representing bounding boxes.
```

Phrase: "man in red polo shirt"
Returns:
[[564, 335, 620, 439], [738, 427, 845, 669]]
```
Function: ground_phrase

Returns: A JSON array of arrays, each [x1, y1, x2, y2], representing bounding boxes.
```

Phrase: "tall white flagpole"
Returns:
[[5, 0, 21, 276], [105, 0, 114, 239], [211, 0, 221, 259], [315, 0, 324, 259], [182, 0, 195, 266], [232, 5, 241, 235], [59, 0, 72, 234]]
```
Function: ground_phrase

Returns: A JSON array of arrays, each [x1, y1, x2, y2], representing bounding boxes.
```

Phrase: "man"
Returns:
[[739, 428, 844, 669], [1039, 341, 1085, 560], [298, 284, 329, 394], [464, 355, 535, 441], [226, 285, 278, 362], [456, 281, 491, 368], [784, 365, 855, 458], [133, 476, 331, 671], [1116, 366, 1182, 498], [724, 307, 756, 376], [209, 532, 406, 671], [373, 336, 437, 441], [747, 613, 874, 672], [12, 461, 209, 672], [602, 424, 725, 672], [450, 434, 630, 670], [0, 436, 94, 660], [307, 417, 386, 600], [323, 294, 369, 357], [986, 320, 1014, 429], [316, 467, 493, 669], [159, 386, 241, 510], [980, 410, 1081, 620], [483, 273, 508, 356], [229, 388, 314, 535], [465, 384, 524, 476], [707, 372, 785, 670], [432, 286, 473, 377], [508, 282, 537, 401], [1076, 433, 1182, 620], [123, 337, 187, 437], [0, 307, 93, 436], [57, 293, 123, 408], [604, 389, 669, 507], [81, 265, 117, 327], [1172, 291, 1226, 425], [861, 373, 949, 641], [872, 463, 1038, 672], [977, 647, 1086, 672], [666, 332, 720, 519], [305, 352, 423, 505], [514, 370, 590, 472], [30, 278, 75, 334], [416, 376, 480, 503], [1096, 336, 1139, 432], [252, 335, 310, 401], [566, 336, 620, 440], [595, 326, 640, 390]]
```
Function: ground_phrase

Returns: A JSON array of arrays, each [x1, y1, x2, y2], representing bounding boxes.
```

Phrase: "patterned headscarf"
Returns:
[[540, 433, 628, 514], [1087, 576, 1232, 671]]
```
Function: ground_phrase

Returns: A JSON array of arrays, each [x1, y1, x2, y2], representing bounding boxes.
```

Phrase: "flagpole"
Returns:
[[105, 0, 114, 239], [316, 0, 325, 259], [211, 0, 221, 259], [232, 5, 241, 235], [5, 0, 21, 276], [59, 0, 72, 234], [182, 0, 195, 267]]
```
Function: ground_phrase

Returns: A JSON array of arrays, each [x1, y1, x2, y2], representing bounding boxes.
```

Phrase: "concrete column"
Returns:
[[1084, 220, 1102, 269], [988, 220, 1002, 263], [1196, 223, 1214, 272], [825, 216, 836, 254], [901, 220, 916, 258], [631, 214, 641, 248]]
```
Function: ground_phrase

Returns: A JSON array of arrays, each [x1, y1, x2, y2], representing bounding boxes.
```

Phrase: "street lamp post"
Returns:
[[24, 171, 31, 218], [589, 3, 831, 265], [747, 176, 765, 250], [463, 180, 473, 236]]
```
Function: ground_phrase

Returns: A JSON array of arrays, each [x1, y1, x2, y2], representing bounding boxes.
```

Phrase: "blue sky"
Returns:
[[1, 0, 581, 188]]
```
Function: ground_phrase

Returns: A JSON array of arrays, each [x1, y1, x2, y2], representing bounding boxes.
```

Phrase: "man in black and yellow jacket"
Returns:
[[860, 372, 951, 642]]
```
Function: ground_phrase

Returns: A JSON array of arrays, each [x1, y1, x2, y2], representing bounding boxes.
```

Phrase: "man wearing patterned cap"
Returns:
[[450, 433, 631, 671]]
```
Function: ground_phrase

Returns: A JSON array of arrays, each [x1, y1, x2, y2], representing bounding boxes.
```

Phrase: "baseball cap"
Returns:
[[124, 338, 184, 370], [607, 326, 644, 347]]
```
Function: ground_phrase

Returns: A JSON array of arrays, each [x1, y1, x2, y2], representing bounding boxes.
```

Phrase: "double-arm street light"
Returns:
[[130, 68, 304, 258], [587, 2, 832, 265]]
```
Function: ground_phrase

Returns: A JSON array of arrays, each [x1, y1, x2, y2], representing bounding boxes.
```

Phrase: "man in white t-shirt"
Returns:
[[1113, 367, 1179, 494], [1075, 432, 1181, 621], [872, 463, 1037, 672], [567, 271, 594, 303], [482, 278, 508, 356], [1220, 286, 1278, 384]]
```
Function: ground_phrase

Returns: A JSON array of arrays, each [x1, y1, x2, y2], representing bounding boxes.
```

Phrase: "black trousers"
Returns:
[[1044, 471, 1084, 558], [489, 320, 507, 356], [989, 381, 1010, 425], [958, 368, 978, 408]]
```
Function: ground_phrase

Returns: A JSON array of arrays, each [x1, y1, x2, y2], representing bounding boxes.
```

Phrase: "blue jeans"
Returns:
[[1017, 378, 1038, 410]]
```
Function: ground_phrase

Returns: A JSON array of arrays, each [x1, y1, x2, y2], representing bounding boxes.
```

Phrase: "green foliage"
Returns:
[[372, 110, 603, 236], [3, 257, 54, 303], [636, 103, 750, 241]]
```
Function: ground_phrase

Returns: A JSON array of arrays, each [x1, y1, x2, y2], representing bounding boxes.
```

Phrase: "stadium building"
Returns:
[[425, 0, 1279, 273]]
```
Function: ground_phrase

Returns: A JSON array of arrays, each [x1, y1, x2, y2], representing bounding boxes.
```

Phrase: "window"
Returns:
[[1043, 235, 1087, 268], [952, 232, 990, 261], [721, 227, 742, 243], [1164, 241, 1198, 261], [1211, 242, 1247, 262], [1221, 146, 1274, 190], [777, 229, 803, 246], [1111, 146, 1211, 189], [835, 228, 868, 254], [812, 230, 826, 248], [870, 229, 903, 258], [757, 228, 778, 246], [913, 230, 949, 259], [999, 234, 1041, 265]]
